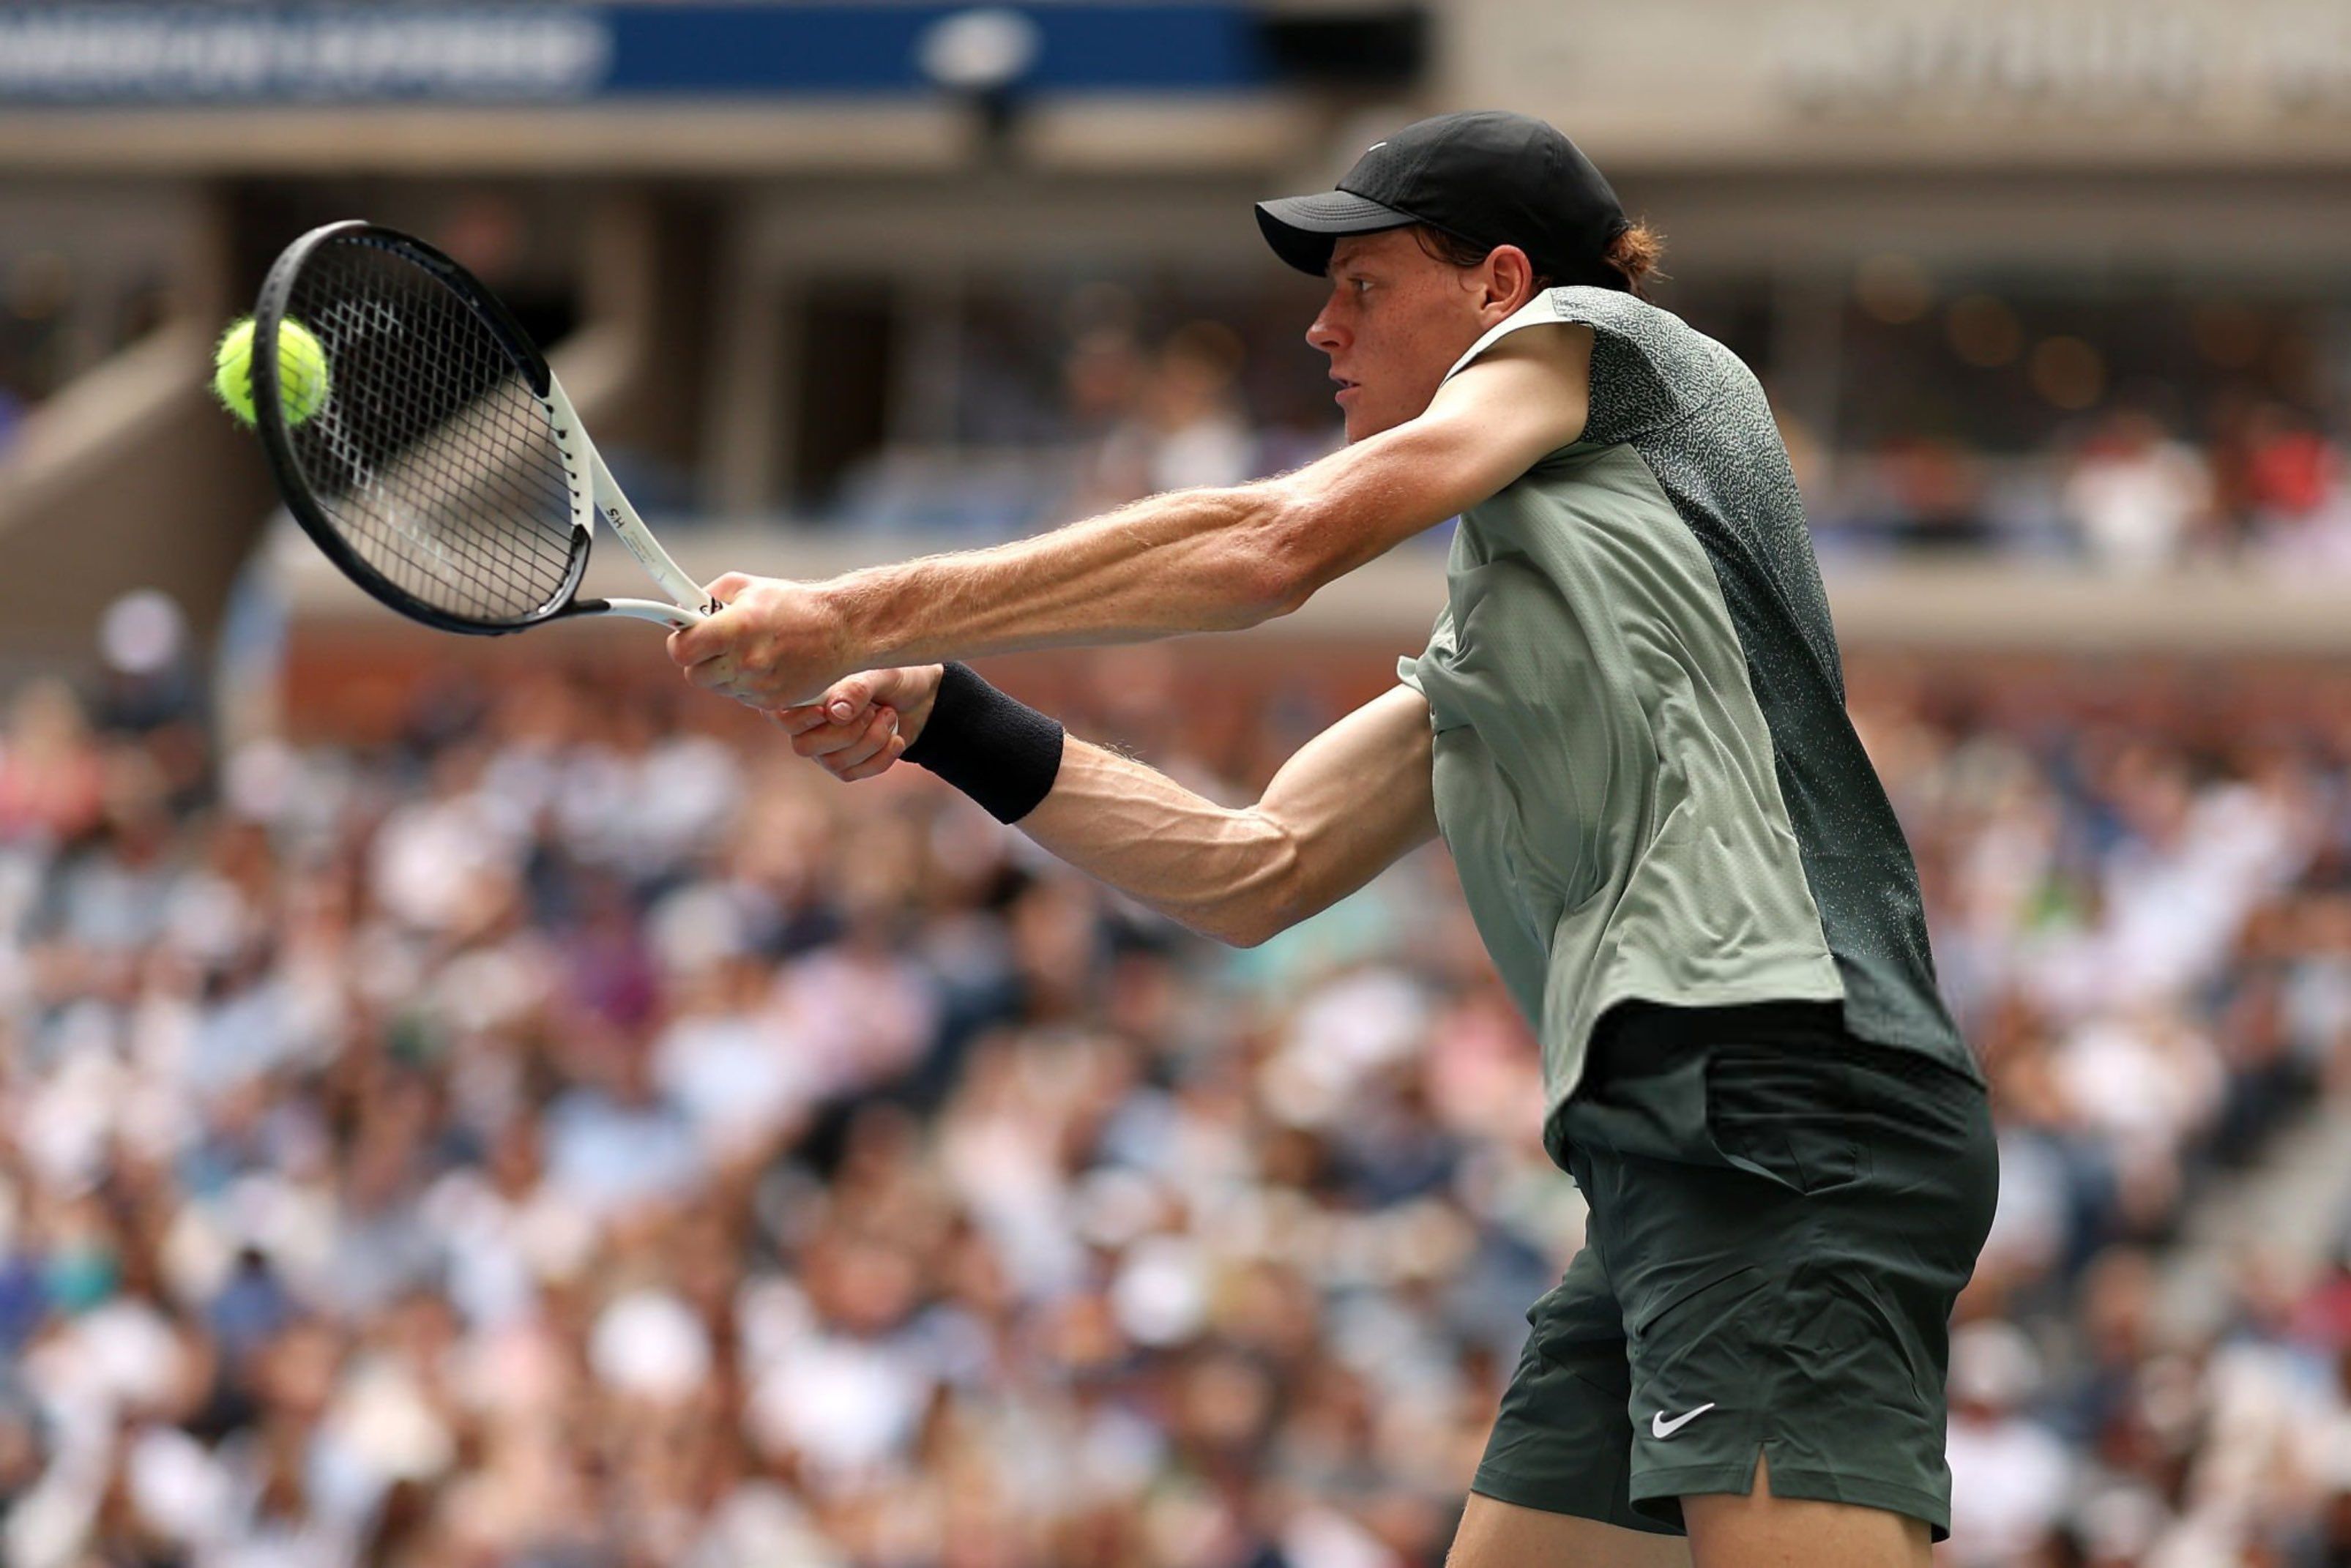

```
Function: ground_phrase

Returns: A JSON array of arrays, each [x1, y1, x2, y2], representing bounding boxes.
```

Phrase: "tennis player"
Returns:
[[671, 110, 1995, 1568]]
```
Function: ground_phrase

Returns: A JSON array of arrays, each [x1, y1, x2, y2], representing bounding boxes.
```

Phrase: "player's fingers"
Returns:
[[830, 707, 899, 764], [835, 733, 909, 783], [772, 704, 833, 736], [794, 706, 895, 761], [669, 577, 765, 666], [790, 723, 851, 759], [819, 709, 899, 770], [815, 673, 879, 725], [824, 733, 896, 782], [667, 615, 731, 669]]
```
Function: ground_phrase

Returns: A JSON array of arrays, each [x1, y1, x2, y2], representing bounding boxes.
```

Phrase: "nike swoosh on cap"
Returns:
[[1650, 1403, 1717, 1438]]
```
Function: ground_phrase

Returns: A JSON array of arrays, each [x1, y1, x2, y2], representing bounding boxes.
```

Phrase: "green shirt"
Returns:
[[1398, 287, 1975, 1122]]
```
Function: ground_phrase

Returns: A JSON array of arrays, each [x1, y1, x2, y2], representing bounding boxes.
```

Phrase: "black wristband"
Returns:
[[901, 662, 1065, 824]]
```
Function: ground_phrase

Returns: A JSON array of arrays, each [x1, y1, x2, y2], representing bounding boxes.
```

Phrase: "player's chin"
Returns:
[[1341, 399, 1408, 444]]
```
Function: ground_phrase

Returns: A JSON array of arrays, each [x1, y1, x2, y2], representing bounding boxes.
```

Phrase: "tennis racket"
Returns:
[[250, 220, 715, 634]]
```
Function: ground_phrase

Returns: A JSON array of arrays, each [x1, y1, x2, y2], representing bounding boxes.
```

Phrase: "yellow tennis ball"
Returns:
[[213, 317, 330, 428]]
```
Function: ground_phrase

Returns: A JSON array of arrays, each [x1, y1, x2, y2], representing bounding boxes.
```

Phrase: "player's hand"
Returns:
[[770, 665, 945, 783], [666, 573, 854, 709]]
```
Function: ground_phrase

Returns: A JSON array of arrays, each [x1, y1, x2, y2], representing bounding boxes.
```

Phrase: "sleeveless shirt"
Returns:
[[1396, 286, 1978, 1116]]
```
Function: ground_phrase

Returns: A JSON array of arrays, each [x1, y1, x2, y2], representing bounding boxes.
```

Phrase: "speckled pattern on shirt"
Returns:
[[1399, 286, 1975, 1099]]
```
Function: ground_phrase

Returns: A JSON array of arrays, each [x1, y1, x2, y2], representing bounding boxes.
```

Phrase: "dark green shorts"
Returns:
[[1472, 1001, 1997, 1541]]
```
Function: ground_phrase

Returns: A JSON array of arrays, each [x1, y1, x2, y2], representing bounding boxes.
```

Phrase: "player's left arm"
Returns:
[[772, 669, 1439, 947], [669, 325, 1592, 709]]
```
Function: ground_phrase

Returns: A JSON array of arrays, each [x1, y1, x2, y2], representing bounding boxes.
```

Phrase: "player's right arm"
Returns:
[[779, 670, 1437, 947], [671, 327, 1592, 710]]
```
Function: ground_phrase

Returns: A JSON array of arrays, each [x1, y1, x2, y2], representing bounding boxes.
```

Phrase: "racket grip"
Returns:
[[595, 597, 707, 627]]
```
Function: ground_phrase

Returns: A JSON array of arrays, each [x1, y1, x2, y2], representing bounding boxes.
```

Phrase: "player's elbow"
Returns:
[[1191, 911, 1273, 949], [1233, 557, 1314, 627], [1200, 894, 1292, 949], [1215, 537, 1314, 629], [1223, 485, 1334, 624], [1193, 815, 1306, 947], [1196, 900, 1288, 949]]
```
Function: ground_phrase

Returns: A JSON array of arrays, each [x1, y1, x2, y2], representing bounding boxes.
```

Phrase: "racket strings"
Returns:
[[277, 236, 582, 626], [322, 257, 572, 612], [347, 269, 572, 616]]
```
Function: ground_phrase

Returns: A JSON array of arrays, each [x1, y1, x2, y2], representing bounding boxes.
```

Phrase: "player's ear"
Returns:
[[1483, 245, 1535, 318]]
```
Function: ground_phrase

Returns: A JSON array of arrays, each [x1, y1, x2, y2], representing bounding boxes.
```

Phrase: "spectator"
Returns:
[[1139, 322, 1256, 496], [1945, 1321, 2073, 1567], [2062, 411, 2214, 573], [0, 662, 2346, 1564]]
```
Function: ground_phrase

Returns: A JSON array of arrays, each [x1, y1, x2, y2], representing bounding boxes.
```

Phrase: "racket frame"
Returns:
[[253, 220, 712, 635], [543, 376, 715, 628]]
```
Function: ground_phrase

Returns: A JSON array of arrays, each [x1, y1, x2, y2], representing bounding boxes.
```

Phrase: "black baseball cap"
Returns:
[[1256, 110, 1631, 291]]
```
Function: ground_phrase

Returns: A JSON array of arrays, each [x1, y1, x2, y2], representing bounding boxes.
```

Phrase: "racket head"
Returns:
[[253, 221, 592, 636]]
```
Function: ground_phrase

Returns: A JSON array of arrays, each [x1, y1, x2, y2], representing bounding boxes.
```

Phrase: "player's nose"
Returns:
[[1305, 306, 1345, 356]]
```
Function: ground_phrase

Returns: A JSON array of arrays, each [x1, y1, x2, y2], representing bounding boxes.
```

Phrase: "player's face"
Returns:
[[1305, 229, 1497, 443]]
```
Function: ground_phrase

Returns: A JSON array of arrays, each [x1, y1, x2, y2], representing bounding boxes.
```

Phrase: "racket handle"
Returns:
[[589, 597, 707, 627], [558, 387, 718, 618]]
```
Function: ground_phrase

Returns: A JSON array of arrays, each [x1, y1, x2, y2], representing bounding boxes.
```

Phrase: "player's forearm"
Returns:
[[1019, 741, 1303, 948], [821, 484, 1306, 671], [877, 676, 1433, 945], [1012, 685, 1439, 945]]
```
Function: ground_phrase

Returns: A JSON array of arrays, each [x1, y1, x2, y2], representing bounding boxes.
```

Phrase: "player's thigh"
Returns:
[[1448, 1492, 1694, 1568], [1680, 1454, 1929, 1568], [1472, 1245, 1685, 1539]]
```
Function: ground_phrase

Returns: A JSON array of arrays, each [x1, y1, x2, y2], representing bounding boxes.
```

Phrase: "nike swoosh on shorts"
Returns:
[[1651, 1403, 1718, 1438]]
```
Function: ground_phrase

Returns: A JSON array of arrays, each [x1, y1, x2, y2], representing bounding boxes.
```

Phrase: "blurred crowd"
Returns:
[[7, 648, 2351, 1567], [822, 298, 2351, 578], [1807, 403, 2351, 574], [1867, 665, 2351, 1567], [829, 313, 1338, 540]]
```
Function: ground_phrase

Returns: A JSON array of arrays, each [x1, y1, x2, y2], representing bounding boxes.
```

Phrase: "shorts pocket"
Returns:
[[1703, 1048, 1872, 1196], [1629, 1263, 1760, 1350], [1817, 1271, 1930, 1408]]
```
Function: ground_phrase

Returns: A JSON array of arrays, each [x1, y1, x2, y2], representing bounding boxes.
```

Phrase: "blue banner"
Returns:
[[0, 4, 1271, 105]]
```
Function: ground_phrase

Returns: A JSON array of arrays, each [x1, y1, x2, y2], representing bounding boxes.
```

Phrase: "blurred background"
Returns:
[[7, 2, 2351, 1564]]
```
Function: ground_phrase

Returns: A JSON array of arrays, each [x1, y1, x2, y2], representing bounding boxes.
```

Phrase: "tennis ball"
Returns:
[[212, 317, 330, 428]]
